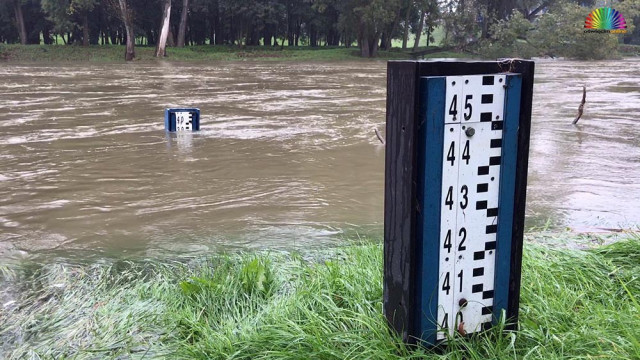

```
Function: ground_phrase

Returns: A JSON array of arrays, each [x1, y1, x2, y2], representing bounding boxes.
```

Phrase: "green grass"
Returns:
[[391, 26, 446, 49], [1, 233, 639, 359], [0, 44, 469, 63]]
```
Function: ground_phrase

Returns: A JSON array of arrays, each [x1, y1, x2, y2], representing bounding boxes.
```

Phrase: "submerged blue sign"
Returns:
[[165, 108, 200, 132]]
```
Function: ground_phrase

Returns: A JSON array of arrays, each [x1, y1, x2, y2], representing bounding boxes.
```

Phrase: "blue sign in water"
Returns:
[[165, 108, 200, 132]]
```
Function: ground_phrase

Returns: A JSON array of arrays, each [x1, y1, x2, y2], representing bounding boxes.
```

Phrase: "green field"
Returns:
[[390, 27, 445, 49], [1, 232, 639, 359], [0, 44, 469, 63]]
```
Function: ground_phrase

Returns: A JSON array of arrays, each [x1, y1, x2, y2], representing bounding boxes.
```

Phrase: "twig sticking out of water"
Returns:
[[374, 128, 385, 145], [572, 86, 586, 125]]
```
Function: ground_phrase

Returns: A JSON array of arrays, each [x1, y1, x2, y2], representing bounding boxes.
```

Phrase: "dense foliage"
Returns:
[[0, 0, 638, 59], [481, 1, 640, 60]]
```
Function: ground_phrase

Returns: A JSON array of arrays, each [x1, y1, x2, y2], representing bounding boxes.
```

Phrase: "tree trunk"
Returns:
[[382, 11, 401, 51], [402, 0, 412, 49], [214, 0, 223, 44], [360, 25, 381, 57], [82, 12, 89, 46], [380, 32, 388, 50], [246, 20, 259, 46], [13, 0, 27, 45], [229, 14, 235, 45], [118, 0, 136, 61], [287, 1, 295, 46], [286, 2, 293, 46], [263, 24, 272, 46], [413, 9, 425, 51], [327, 27, 338, 46], [360, 36, 369, 57], [43, 22, 53, 44], [177, 0, 189, 47], [481, 16, 490, 39], [156, 0, 172, 57], [167, 27, 175, 47], [309, 24, 317, 47], [369, 33, 379, 57]]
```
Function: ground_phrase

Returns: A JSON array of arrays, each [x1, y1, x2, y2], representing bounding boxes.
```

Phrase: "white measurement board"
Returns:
[[175, 111, 193, 131], [414, 72, 524, 344], [436, 74, 506, 339]]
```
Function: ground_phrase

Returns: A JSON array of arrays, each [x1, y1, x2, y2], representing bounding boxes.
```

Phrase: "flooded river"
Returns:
[[0, 59, 638, 261]]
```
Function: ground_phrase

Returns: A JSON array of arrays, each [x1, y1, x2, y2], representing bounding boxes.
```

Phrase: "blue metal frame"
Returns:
[[415, 76, 446, 344], [164, 108, 201, 132], [493, 74, 522, 323]]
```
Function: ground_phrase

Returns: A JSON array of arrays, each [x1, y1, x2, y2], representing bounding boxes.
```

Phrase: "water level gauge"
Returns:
[[383, 60, 534, 346], [430, 74, 511, 339], [165, 108, 200, 132]]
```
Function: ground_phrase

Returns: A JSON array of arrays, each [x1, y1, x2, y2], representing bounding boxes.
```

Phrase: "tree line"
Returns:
[[1, 0, 638, 60]]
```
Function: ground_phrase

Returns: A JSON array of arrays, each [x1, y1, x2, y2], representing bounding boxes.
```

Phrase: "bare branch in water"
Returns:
[[374, 128, 385, 145], [572, 86, 586, 125]]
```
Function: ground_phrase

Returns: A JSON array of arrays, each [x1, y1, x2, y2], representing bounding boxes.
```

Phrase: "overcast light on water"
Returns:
[[0, 59, 638, 261]]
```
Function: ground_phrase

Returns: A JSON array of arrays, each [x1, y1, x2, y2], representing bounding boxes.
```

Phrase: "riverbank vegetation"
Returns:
[[480, 2, 638, 60], [1, 232, 639, 359], [1, 0, 639, 61], [0, 43, 467, 62]]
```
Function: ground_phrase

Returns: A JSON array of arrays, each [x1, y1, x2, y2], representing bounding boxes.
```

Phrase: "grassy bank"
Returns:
[[0, 44, 470, 63], [1, 233, 639, 359]]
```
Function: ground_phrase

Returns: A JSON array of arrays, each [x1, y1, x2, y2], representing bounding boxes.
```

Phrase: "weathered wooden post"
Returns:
[[383, 60, 534, 345]]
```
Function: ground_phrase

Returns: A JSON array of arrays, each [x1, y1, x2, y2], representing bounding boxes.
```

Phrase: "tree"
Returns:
[[12, 0, 28, 44], [613, 0, 640, 45], [41, 0, 72, 43], [176, 0, 189, 47], [412, 7, 425, 50], [481, 2, 629, 60], [70, 0, 97, 46], [156, 0, 171, 56], [401, 0, 413, 49], [422, 1, 439, 47], [412, 0, 438, 50], [42, 0, 96, 46], [441, 0, 483, 50], [379, 2, 402, 50], [339, 0, 401, 57], [117, 0, 135, 60], [284, 0, 306, 46], [0, 0, 19, 43]]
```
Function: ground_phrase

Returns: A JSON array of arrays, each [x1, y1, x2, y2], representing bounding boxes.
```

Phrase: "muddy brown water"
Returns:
[[0, 59, 638, 261]]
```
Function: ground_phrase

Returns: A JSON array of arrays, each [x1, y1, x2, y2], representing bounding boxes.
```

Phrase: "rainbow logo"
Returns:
[[584, 7, 627, 30]]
